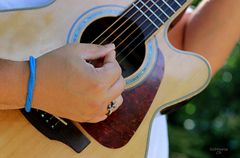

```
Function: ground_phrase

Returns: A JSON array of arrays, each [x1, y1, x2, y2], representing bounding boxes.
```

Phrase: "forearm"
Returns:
[[0, 59, 28, 109], [184, 0, 240, 74]]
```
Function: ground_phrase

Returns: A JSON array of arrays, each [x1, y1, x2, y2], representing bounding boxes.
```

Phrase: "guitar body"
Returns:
[[0, 0, 211, 157]]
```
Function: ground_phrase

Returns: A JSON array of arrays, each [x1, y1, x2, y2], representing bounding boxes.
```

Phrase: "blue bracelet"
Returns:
[[25, 56, 36, 112]]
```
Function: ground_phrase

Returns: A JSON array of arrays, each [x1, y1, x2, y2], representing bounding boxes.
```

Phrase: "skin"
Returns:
[[0, 0, 239, 122], [0, 44, 125, 123], [169, 0, 240, 75]]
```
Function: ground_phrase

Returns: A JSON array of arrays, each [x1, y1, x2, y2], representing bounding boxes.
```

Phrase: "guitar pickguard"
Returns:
[[81, 40, 164, 148], [66, 4, 165, 148]]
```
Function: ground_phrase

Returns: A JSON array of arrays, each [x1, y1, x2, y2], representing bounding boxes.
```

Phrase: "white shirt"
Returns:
[[148, 114, 169, 158]]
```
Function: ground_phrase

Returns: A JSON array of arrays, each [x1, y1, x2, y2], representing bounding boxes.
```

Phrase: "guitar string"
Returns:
[[103, 0, 163, 45], [55, 0, 182, 126], [87, 0, 174, 64], [118, 0, 181, 64], [116, 0, 178, 61], [87, 0, 144, 65], [88, 0, 163, 65], [91, 0, 176, 60], [55, 1, 149, 125], [118, 0, 181, 63], [114, 0, 168, 58], [90, 0, 143, 44], [89, 0, 174, 60], [94, 0, 182, 47], [95, 0, 154, 45]]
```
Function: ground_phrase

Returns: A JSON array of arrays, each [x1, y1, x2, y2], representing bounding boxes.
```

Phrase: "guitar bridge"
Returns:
[[21, 109, 90, 153]]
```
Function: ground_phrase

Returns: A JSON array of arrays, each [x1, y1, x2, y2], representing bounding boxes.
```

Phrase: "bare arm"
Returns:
[[0, 44, 125, 122], [0, 60, 28, 109], [169, 0, 240, 74]]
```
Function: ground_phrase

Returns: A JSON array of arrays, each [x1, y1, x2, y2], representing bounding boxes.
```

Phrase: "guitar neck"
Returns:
[[91, 0, 189, 48], [126, 0, 187, 40]]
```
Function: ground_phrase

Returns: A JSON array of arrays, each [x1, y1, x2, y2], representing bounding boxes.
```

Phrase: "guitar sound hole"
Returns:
[[80, 17, 146, 78]]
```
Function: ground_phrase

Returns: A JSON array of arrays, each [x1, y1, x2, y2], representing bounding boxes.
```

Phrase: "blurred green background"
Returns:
[[167, 0, 240, 158]]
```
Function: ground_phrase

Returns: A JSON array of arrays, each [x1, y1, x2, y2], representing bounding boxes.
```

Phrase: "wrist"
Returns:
[[0, 59, 29, 109], [30, 53, 62, 111]]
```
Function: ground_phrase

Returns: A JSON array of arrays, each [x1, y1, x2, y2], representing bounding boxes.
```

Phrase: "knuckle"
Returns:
[[91, 80, 107, 92], [95, 83, 106, 91], [92, 97, 109, 113], [120, 77, 126, 92], [116, 64, 122, 76], [112, 50, 116, 57], [112, 62, 122, 76], [119, 96, 124, 105]]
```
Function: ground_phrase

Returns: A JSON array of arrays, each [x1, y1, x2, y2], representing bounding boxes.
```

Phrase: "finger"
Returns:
[[95, 51, 122, 85], [106, 76, 125, 101], [109, 95, 123, 113], [98, 76, 125, 114], [104, 95, 123, 116], [91, 95, 123, 122], [103, 48, 116, 64], [78, 43, 115, 60]]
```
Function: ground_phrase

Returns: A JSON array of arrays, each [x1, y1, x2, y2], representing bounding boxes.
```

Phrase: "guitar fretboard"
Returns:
[[129, 0, 187, 39], [92, 0, 187, 47]]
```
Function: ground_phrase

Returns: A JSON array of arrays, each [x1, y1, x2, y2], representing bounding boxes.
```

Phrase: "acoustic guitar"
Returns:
[[0, 0, 211, 157]]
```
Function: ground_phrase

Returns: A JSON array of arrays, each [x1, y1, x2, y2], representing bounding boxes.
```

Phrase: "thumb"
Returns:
[[79, 43, 115, 60]]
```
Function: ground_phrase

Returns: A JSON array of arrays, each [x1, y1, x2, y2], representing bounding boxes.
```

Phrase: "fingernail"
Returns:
[[105, 43, 115, 49]]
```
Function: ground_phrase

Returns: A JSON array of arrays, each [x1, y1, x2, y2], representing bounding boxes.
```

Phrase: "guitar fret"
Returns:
[[150, 0, 170, 18], [111, 0, 188, 45], [177, 0, 187, 5], [174, 0, 182, 7], [162, 0, 176, 13], [157, 1, 174, 18], [132, 3, 159, 28], [139, 0, 164, 24], [166, 0, 181, 11]]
